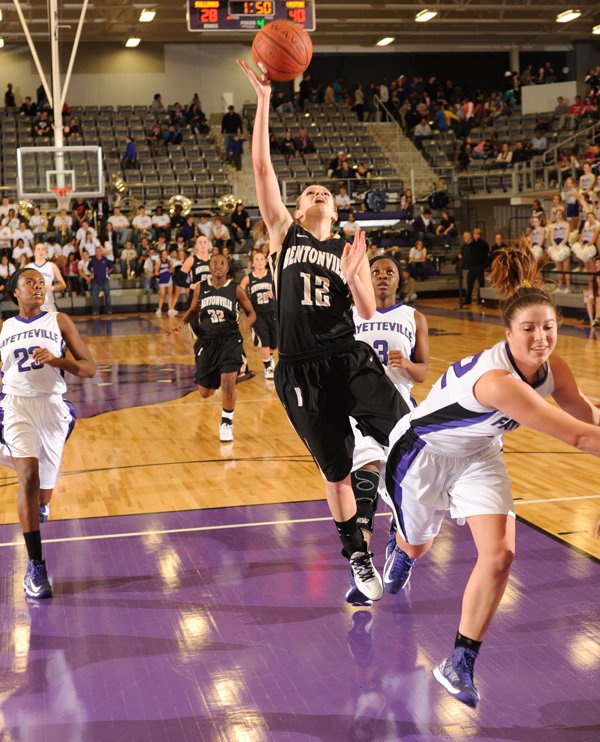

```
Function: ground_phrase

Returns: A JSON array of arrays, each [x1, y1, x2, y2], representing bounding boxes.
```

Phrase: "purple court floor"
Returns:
[[0, 501, 598, 741]]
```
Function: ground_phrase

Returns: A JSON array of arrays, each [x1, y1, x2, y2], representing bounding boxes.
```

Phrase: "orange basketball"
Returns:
[[252, 20, 312, 82]]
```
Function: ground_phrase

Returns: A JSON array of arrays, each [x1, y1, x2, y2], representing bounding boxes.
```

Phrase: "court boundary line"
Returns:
[[0, 497, 598, 553]]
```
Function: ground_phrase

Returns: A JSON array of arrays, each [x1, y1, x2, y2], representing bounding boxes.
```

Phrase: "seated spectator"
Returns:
[[488, 232, 508, 267], [197, 214, 214, 240], [187, 103, 209, 135], [80, 228, 101, 256], [269, 132, 280, 154], [2, 208, 20, 234], [147, 124, 164, 154], [327, 151, 346, 178], [212, 216, 232, 250], [0, 222, 13, 252], [280, 130, 297, 159], [355, 163, 372, 179], [553, 96, 569, 130], [151, 93, 166, 114], [53, 209, 73, 242], [63, 117, 82, 141], [408, 239, 429, 280], [413, 117, 432, 150], [229, 203, 251, 245], [273, 90, 295, 114], [13, 220, 34, 250], [400, 266, 417, 304], [12, 238, 33, 263], [342, 210, 359, 238], [62, 252, 82, 295], [178, 214, 197, 245], [511, 140, 531, 164], [121, 135, 138, 169], [170, 102, 185, 126], [566, 95, 584, 128], [412, 208, 435, 248], [472, 139, 491, 160], [435, 209, 458, 245], [399, 188, 414, 220], [152, 205, 171, 241], [433, 103, 448, 132], [333, 160, 356, 180], [19, 96, 37, 117], [530, 129, 548, 155], [492, 141, 513, 169], [458, 137, 474, 171], [32, 111, 52, 138], [74, 219, 97, 249], [107, 206, 131, 247], [163, 124, 182, 147], [294, 128, 315, 155], [132, 206, 154, 245], [335, 186, 351, 211]]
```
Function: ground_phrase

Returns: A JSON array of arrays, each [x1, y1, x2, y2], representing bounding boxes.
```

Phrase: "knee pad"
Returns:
[[351, 469, 380, 535]]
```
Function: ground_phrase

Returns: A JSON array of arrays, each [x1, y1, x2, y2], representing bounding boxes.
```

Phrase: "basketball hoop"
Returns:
[[51, 186, 73, 212]]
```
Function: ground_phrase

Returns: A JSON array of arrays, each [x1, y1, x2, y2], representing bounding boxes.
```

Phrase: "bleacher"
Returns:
[[0, 105, 232, 207]]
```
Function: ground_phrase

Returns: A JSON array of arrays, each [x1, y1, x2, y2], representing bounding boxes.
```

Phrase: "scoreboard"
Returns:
[[187, 0, 315, 32]]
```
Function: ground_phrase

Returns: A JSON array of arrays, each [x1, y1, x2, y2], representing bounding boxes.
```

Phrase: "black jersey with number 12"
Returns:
[[273, 223, 354, 356]]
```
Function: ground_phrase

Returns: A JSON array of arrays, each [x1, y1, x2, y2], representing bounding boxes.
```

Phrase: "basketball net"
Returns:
[[51, 186, 73, 212]]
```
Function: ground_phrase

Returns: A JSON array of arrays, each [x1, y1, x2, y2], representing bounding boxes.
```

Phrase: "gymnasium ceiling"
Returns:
[[1, 1, 599, 49]]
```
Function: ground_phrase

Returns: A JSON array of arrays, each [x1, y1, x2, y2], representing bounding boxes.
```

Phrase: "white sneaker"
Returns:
[[219, 422, 233, 442], [167, 308, 178, 316], [264, 365, 274, 380], [349, 550, 383, 601], [155, 308, 162, 317]]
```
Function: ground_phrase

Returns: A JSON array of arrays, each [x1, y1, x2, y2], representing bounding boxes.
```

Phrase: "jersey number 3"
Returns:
[[300, 272, 330, 307], [14, 346, 44, 372]]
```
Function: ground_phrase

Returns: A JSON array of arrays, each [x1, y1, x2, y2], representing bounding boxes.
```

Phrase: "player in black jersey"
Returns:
[[174, 254, 256, 442], [239, 59, 407, 603], [239, 251, 277, 379]]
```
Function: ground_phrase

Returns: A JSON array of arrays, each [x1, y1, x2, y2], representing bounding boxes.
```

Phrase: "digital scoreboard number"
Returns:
[[187, 0, 315, 32]]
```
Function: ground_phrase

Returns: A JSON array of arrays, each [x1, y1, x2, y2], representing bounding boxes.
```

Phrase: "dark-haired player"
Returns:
[[174, 254, 256, 442], [239, 251, 277, 379], [0, 268, 96, 598]]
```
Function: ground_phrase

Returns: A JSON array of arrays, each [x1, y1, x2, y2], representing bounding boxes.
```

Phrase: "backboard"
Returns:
[[16, 145, 104, 201]]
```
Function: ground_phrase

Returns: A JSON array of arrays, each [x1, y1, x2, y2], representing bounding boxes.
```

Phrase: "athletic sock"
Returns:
[[334, 515, 367, 557], [263, 359, 270, 369], [24, 530, 43, 562], [454, 631, 482, 655], [221, 409, 234, 425]]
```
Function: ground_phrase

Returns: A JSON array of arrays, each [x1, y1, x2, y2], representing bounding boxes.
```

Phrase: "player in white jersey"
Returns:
[[382, 248, 600, 708], [346, 256, 429, 606], [0, 268, 96, 599], [26, 243, 66, 312]]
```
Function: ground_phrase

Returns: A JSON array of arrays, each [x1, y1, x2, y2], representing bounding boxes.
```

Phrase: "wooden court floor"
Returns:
[[0, 298, 598, 559]]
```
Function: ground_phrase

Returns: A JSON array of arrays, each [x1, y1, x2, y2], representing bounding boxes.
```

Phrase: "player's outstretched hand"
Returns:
[[171, 323, 184, 335], [341, 229, 366, 283], [236, 60, 271, 99]]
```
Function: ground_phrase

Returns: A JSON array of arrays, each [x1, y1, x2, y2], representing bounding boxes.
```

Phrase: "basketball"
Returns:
[[251, 20, 312, 82]]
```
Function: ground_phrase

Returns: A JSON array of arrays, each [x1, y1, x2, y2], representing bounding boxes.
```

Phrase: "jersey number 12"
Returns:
[[300, 272, 330, 307]]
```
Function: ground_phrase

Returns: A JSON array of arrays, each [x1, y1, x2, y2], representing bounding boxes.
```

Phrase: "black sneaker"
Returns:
[[23, 559, 53, 599]]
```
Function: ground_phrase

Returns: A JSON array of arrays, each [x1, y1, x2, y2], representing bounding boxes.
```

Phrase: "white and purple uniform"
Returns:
[[351, 303, 417, 471], [384, 341, 554, 544], [26, 261, 57, 312], [158, 259, 172, 287], [548, 221, 571, 262], [0, 311, 76, 488]]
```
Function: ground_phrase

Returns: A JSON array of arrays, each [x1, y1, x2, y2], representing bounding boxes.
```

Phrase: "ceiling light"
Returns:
[[556, 9, 581, 23], [415, 9, 437, 22], [593, 24, 600, 34], [0, 10, 3, 22], [0, 39, 4, 49], [376, 37, 395, 46], [125, 37, 141, 47], [139, 9, 156, 22]]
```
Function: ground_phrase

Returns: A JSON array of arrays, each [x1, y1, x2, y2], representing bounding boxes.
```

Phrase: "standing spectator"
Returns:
[[229, 133, 244, 170], [89, 245, 113, 315], [299, 72, 312, 106], [4, 83, 16, 109], [121, 136, 138, 170], [151, 93, 166, 114], [229, 203, 251, 246], [460, 227, 489, 305], [221, 105, 243, 162], [353, 83, 366, 122]]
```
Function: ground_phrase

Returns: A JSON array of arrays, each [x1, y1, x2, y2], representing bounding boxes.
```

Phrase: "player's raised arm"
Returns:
[[237, 59, 292, 248], [341, 230, 376, 319]]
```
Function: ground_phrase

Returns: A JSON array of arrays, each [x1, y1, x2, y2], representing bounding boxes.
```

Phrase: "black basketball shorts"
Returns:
[[195, 333, 245, 389], [275, 340, 408, 482], [251, 311, 278, 350]]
